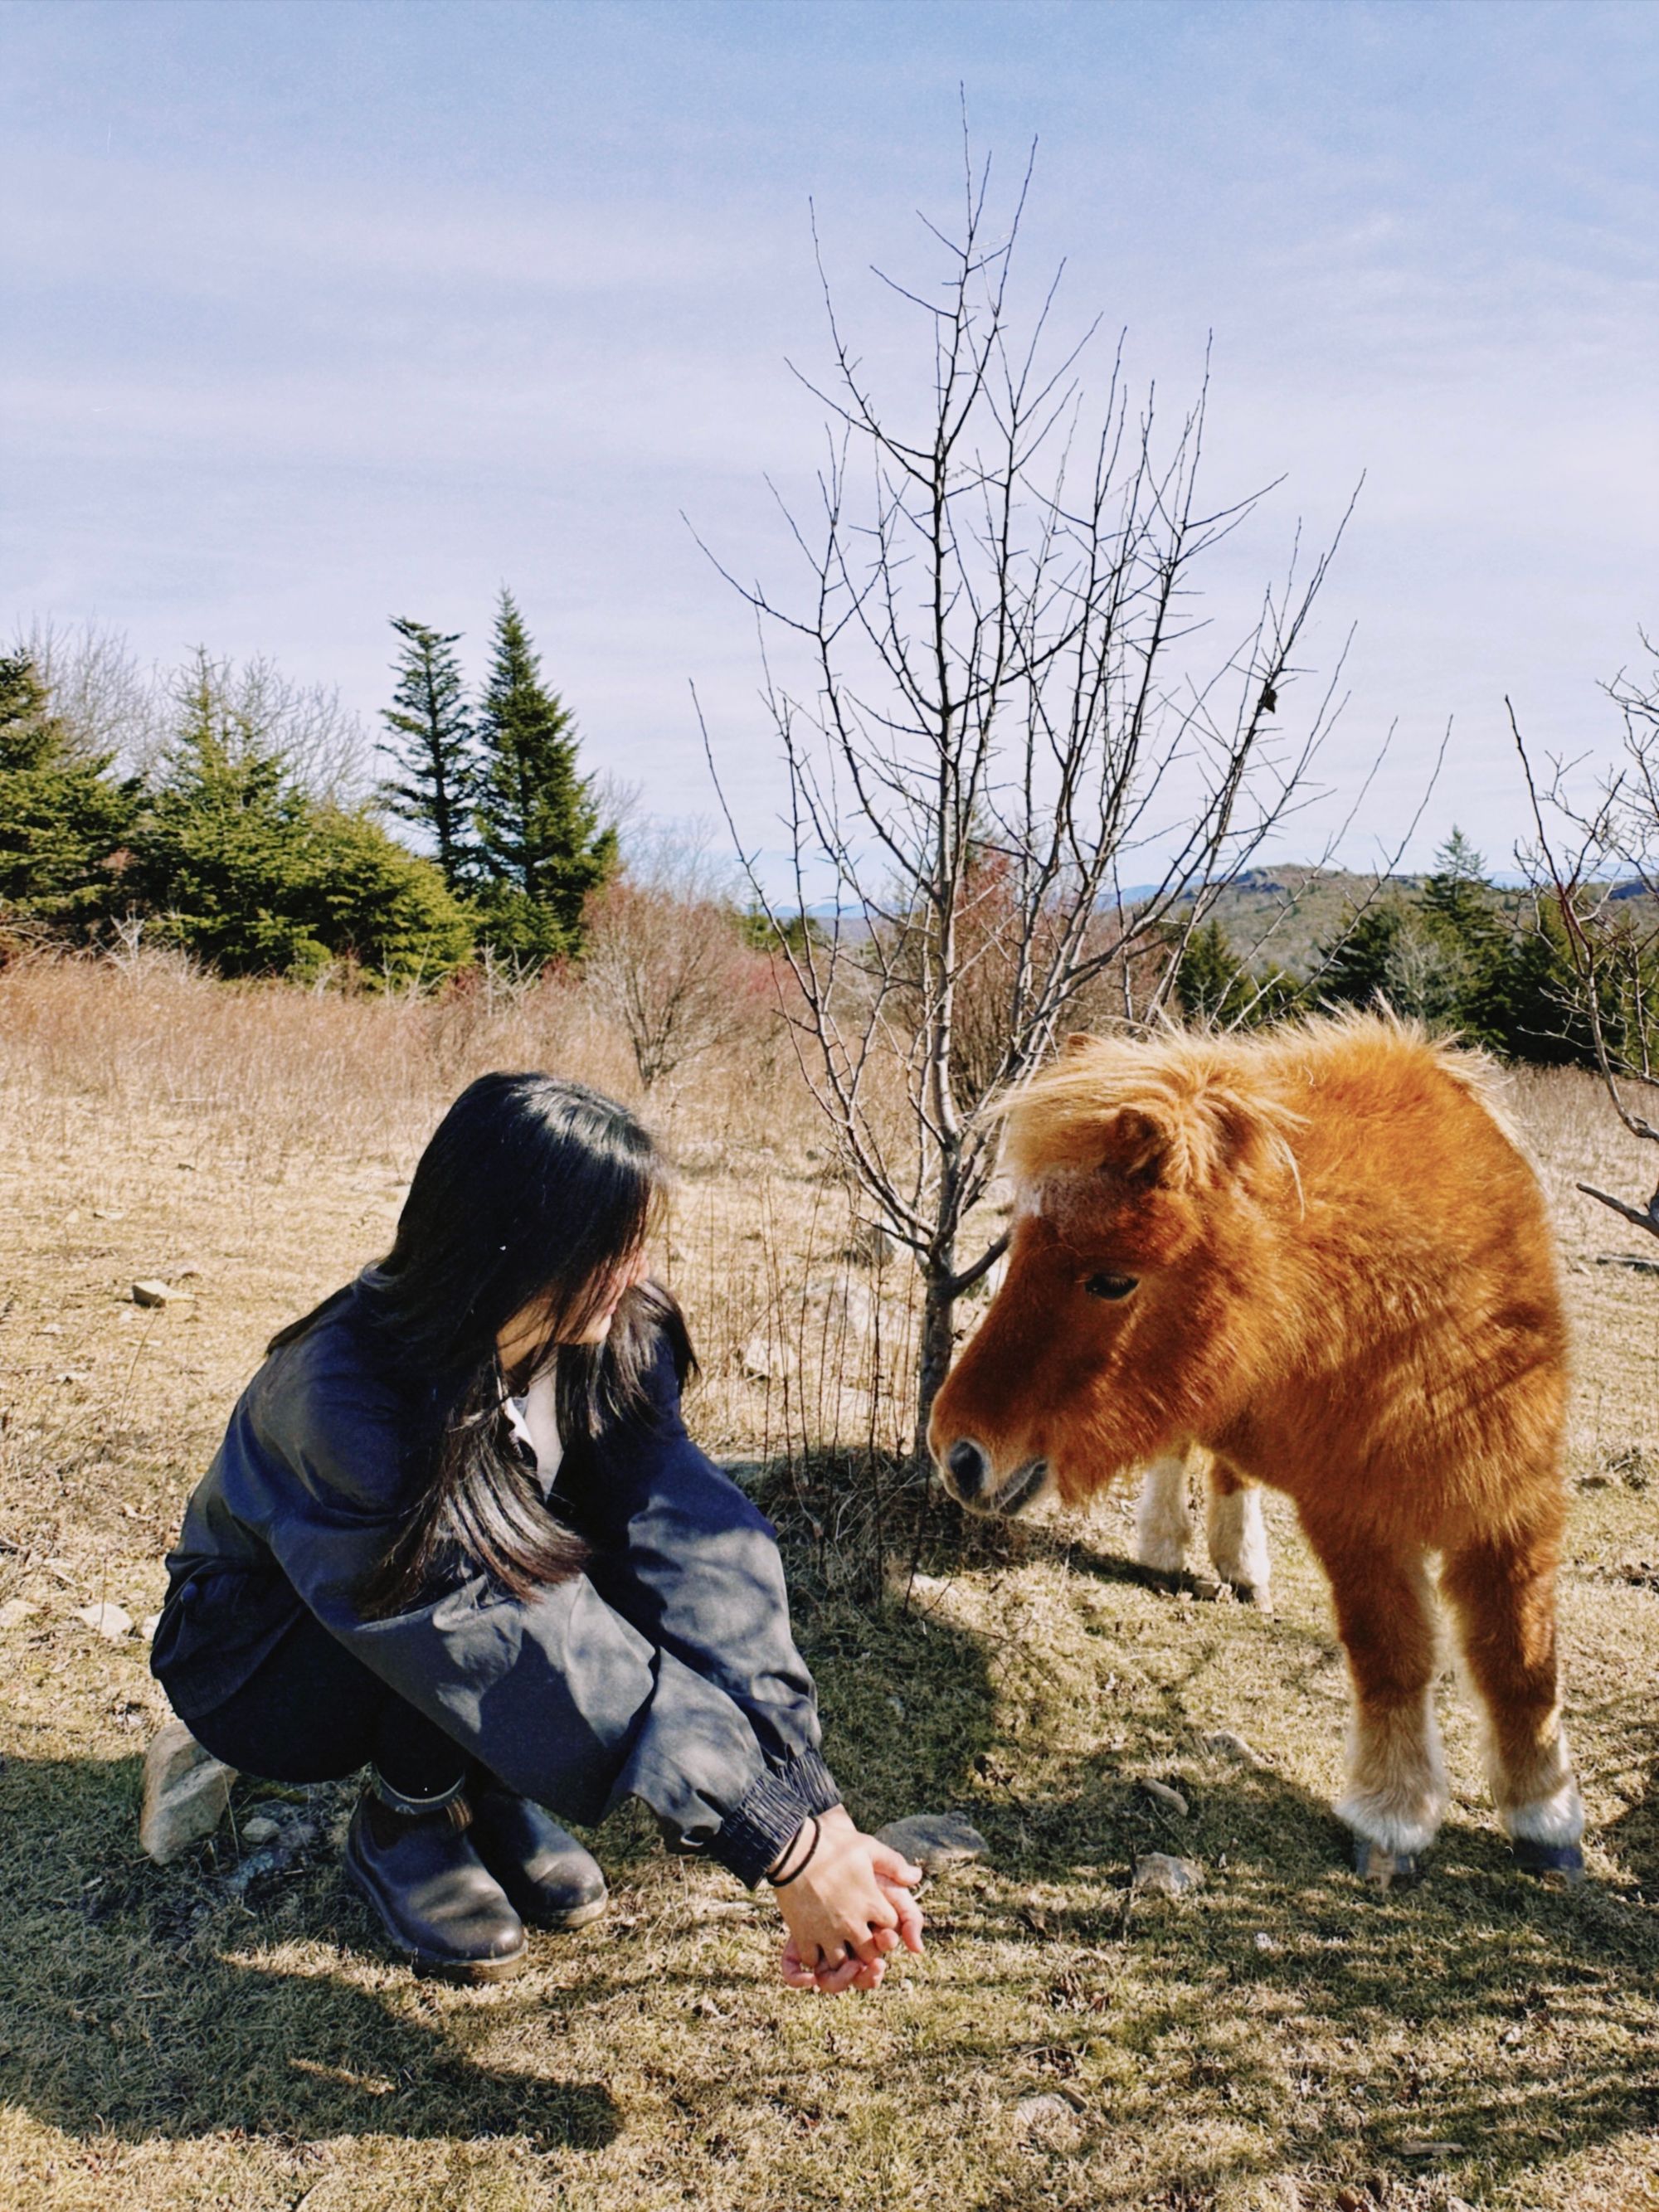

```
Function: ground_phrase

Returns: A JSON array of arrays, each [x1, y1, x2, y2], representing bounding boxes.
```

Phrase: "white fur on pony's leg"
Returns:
[[1134, 1455, 1193, 1576], [1491, 1718, 1584, 1849], [1206, 1481, 1272, 1609], [1335, 1688, 1450, 1860]]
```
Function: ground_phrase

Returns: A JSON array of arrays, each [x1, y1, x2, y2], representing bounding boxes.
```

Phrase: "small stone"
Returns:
[[140, 1613, 162, 1641], [1204, 1729, 1267, 1768], [0, 1599, 39, 1630], [140, 1718, 236, 1864], [740, 1332, 796, 1382], [73, 1601, 133, 1640], [1131, 1851, 1204, 1897], [1014, 2091, 1081, 2142], [1253, 1930, 1279, 1952], [800, 1279, 876, 1337], [224, 1844, 293, 1896], [875, 1813, 990, 1874], [1139, 1778, 1190, 1816], [240, 1816, 280, 1845], [132, 1280, 187, 1307]]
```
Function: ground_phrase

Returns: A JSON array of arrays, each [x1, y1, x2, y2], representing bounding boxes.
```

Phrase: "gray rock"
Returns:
[[240, 1816, 281, 1845], [1139, 1778, 1190, 1816], [140, 1718, 236, 1864], [875, 1812, 990, 1873], [740, 1332, 797, 1382], [1204, 1728, 1267, 1768], [1014, 2092, 1082, 2142], [73, 1601, 133, 1640], [132, 1279, 187, 1307], [1131, 1851, 1204, 1897], [224, 1845, 294, 1896], [800, 1280, 876, 1336]]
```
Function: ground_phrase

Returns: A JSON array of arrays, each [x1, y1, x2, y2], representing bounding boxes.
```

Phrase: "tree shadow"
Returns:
[[792, 1550, 1659, 2205]]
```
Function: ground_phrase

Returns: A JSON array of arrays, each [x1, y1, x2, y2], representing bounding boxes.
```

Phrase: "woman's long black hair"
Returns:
[[268, 1072, 690, 1617]]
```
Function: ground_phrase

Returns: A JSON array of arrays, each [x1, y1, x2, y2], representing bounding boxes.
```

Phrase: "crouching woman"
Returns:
[[148, 1072, 922, 1989]]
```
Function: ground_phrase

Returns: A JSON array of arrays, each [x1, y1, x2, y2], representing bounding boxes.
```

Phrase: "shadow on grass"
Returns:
[[3, 1575, 1657, 2204], [798, 1550, 1659, 2205], [0, 1755, 620, 2152]]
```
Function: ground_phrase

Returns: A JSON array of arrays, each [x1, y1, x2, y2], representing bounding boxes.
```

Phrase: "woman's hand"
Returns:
[[771, 1806, 924, 1994]]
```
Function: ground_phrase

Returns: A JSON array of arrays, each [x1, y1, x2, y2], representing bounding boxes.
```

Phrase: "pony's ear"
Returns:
[[1100, 1086, 1296, 1194], [1096, 1105, 1177, 1185]]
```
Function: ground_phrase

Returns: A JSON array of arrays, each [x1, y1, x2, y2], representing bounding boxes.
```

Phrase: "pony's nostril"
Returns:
[[946, 1439, 989, 1496]]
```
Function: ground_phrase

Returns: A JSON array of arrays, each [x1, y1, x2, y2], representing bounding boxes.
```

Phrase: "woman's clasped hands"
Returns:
[[771, 1805, 925, 1993]]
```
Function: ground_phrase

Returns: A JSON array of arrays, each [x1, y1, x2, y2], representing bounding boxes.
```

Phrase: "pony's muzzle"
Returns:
[[939, 1438, 1049, 1517]]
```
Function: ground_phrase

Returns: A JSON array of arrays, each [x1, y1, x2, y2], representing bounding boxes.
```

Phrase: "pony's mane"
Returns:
[[995, 1010, 1494, 1194]]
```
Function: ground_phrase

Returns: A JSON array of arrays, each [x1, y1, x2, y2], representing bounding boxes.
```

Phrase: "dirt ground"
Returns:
[[1, 956, 1657, 2212]]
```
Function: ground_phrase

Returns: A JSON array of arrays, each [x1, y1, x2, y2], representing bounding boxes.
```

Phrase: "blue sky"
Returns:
[[4, 0, 1657, 884]]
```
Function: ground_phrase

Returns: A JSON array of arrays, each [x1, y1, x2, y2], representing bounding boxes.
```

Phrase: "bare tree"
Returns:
[[18, 623, 374, 801], [698, 153, 1355, 1457], [583, 825, 773, 1092], [16, 617, 168, 771], [1512, 641, 1659, 1240]]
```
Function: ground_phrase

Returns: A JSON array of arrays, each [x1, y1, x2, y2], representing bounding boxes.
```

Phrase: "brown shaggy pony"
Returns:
[[930, 1014, 1583, 1885]]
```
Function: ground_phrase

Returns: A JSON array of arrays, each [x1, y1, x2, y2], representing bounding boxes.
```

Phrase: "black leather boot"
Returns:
[[343, 1777, 527, 1981], [469, 1780, 609, 1930]]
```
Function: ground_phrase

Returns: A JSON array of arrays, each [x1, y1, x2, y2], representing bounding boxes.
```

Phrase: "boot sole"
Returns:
[[343, 1842, 528, 1983], [516, 1889, 609, 1933]]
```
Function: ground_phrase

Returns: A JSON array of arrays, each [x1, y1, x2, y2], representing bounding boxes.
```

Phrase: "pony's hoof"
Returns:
[[1228, 1580, 1272, 1614], [1352, 1839, 1420, 1890], [1511, 1838, 1585, 1886]]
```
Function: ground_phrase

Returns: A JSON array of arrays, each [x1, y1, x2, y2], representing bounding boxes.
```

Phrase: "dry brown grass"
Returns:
[[1, 954, 1657, 2211]]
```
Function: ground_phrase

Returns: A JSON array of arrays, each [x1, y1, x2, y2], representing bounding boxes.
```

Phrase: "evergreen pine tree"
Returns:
[[0, 652, 139, 931], [1421, 827, 1498, 949], [1317, 900, 1407, 1009], [1175, 918, 1303, 1027], [474, 592, 616, 961], [1415, 826, 1502, 1033], [378, 618, 478, 892], [132, 649, 473, 983]]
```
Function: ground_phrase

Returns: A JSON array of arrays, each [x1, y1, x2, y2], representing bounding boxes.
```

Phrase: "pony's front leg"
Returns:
[[1205, 1463, 1272, 1610], [1299, 1509, 1447, 1886], [1441, 1514, 1584, 1881], [1134, 1451, 1194, 1578]]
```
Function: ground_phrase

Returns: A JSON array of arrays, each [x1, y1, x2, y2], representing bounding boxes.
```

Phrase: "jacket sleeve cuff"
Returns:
[[775, 1746, 841, 1817], [708, 1764, 815, 1889]]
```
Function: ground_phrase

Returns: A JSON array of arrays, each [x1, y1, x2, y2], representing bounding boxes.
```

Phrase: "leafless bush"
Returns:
[[1513, 641, 1659, 1237], [582, 831, 779, 1092], [13, 617, 168, 771]]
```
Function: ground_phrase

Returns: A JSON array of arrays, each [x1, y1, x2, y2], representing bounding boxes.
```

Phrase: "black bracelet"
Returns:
[[769, 1816, 820, 1888]]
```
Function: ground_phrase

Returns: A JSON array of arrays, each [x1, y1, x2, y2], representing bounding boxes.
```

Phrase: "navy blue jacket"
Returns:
[[151, 1281, 839, 1885]]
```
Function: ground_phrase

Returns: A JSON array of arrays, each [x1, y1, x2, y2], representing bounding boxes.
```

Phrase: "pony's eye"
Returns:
[[1083, 1272, 1138, 1301]]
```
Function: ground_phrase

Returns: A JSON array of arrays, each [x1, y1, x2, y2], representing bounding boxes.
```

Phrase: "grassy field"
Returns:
[[2, 952, 1658, 2211]]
